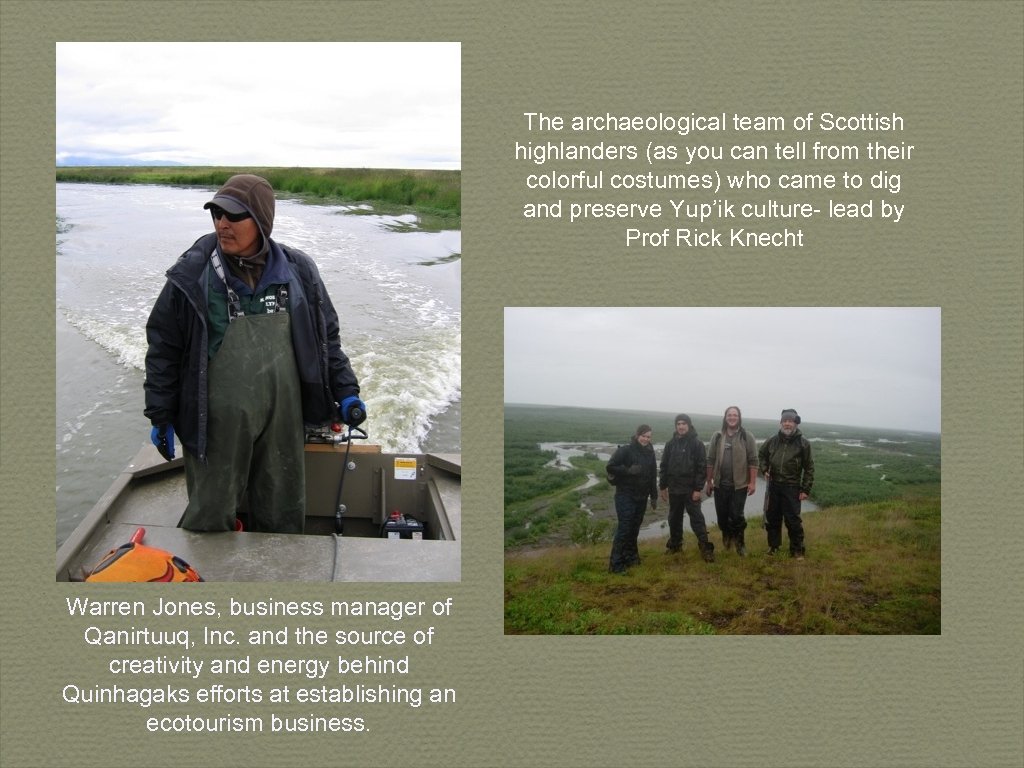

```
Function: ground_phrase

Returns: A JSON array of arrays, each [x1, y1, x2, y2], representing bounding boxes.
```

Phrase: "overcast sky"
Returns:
[[505, 307, 941, 433], [56, 42, 460, 169]]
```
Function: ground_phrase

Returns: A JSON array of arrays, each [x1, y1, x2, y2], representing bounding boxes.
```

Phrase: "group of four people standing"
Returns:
[[606, 407, 814, 574]]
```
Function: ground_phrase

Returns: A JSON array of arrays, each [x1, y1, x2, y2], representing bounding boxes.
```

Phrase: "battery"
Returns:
[[383, 512, 425, 540]]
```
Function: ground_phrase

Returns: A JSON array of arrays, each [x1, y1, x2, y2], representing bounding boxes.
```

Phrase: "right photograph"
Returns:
[[503, 306, 941, 635]]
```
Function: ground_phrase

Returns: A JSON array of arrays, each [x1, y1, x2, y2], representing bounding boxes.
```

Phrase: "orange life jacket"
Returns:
[[85, 528, 202, 582]]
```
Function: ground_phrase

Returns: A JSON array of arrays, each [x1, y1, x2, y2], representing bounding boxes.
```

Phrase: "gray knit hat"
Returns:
[[780, 408, 801, 424]]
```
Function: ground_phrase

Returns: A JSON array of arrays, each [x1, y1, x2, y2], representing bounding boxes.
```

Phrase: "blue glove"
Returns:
[[340, 396, 367, 427], [150, 424, 176, 461]]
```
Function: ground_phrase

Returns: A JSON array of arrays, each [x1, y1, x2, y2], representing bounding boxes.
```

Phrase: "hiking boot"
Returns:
[[723, 534, 734, 550], [767, 547, 780, 556], [734, 533, 746, 556], [792, 551, 805, 561], [700, 541, 715, 563]]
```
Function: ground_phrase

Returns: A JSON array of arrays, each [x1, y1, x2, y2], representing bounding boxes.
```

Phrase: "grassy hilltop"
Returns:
[[504, 404, 941, 635], [506, 495, 940, 635]]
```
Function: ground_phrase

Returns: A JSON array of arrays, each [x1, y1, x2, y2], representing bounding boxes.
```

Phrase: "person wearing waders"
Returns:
[[705, 406, 758, 556], [143, 174, 365, 533], [659, 414, 715, 562], [758, 409, 815, 559]]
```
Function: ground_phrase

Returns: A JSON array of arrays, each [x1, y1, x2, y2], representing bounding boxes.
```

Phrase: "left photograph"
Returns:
[[55, 42, 461, 582]]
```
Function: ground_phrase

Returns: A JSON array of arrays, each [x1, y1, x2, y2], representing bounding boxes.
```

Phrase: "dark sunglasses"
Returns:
[[210, 207, 251, 223]]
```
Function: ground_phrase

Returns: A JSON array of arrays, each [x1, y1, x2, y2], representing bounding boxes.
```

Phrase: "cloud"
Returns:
[[56, 42, 461, 168], [504, 307, 941, 432]]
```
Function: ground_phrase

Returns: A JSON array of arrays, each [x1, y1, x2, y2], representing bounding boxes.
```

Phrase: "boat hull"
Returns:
[[56, 443, 461, 582]]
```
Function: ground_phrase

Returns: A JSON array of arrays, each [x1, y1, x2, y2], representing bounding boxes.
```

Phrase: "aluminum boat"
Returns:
[[56, 429, 461, 582]]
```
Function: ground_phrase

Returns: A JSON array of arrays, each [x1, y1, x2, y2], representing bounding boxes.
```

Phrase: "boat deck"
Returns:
[[57, 444, 461, 582]]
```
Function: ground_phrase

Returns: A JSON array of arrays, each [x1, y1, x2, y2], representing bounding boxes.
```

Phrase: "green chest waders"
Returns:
[[181, 311, 305, 533]]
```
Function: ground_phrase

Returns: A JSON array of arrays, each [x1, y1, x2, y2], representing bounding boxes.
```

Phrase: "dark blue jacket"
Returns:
[[144, 233, 359, 462], [607, 438, 658, 499]]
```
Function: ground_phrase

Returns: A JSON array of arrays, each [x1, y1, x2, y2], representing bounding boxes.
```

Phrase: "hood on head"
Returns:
[[673, 414, 697, 440], [204, 174, 276, 245]]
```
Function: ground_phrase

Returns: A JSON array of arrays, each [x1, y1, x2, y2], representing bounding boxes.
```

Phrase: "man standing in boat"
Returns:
[[143, 174, 365, 533]]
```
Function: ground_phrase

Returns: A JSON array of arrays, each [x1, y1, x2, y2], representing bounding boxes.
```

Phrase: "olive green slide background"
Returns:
[[2, 2, 1022, 767]]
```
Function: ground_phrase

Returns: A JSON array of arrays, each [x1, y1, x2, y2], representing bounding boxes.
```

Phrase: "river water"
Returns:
[[56, 183, 460, 547], [538, 441, 818, 539]]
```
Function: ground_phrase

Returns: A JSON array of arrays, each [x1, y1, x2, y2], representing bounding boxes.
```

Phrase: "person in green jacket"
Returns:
[[758, 408, 814, 559]]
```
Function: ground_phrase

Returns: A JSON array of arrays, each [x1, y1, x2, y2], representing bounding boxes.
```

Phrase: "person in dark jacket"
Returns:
[[705, 406, 758, 556], [659, 414, 714, 562], [758, 408, 815, 558], [605, 424, 658, 573], [144, 174, 366, 534]]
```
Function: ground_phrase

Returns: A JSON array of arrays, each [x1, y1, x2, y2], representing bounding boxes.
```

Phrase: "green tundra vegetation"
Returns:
[[56, 166, 461, 231], [504, 404, 941, 635]]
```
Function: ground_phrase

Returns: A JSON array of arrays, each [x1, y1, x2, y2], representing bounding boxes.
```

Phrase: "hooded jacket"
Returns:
[[606, 438, 658, 499], [659, 429, 707, 494], [708, 428, 758, 488], [758, 428, 814, 494], [143, 232, 360, 462]]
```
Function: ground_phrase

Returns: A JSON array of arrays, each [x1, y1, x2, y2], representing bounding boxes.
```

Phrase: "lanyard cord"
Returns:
[[210, 248, 244, 321]]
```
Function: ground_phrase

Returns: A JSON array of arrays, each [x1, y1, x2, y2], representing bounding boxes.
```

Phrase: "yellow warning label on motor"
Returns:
[[394, 457, 418, 480]]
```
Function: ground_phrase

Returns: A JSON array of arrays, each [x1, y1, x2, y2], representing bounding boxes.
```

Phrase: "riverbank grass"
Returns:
[[505, 494, 940, 635], [55, 166, 460, 231]]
